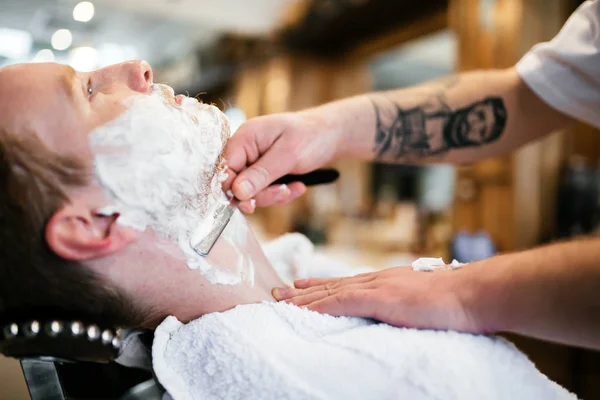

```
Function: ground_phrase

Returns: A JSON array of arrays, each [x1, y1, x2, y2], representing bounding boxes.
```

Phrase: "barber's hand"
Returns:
[[272, 267, 480, 332], [223, 111, 342, 213]]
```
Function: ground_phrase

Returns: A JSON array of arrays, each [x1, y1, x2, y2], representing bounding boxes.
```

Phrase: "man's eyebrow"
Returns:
[[60, 66, 77, 103]]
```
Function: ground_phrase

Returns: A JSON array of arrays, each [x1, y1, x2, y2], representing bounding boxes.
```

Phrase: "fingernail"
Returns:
[[250, 199, 256, 209], [239, 180, 254, 198], [294, 279, 308, 288], [272, 287, 293, 300]]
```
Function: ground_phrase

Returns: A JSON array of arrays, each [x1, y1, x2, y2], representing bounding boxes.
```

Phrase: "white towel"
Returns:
[[152, 301, 574, 400], [262, 233, 376, 285]]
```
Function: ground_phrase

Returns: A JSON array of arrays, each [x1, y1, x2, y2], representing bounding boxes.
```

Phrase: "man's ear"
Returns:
[[46, 203, 140, 261]]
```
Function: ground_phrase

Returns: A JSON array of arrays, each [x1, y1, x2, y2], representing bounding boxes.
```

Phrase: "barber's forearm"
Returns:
[[462, 239, 600, 350], [302, 67, 571, 164]]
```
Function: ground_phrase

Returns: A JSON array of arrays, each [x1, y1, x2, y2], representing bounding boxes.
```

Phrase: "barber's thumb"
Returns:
[[233, 166, 272, 201]]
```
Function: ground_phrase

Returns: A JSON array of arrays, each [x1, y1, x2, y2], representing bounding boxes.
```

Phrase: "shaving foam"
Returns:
[[411, 257, 464, 271], [89, 86, 253, 285]]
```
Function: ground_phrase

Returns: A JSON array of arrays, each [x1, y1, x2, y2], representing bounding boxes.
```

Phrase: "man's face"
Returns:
[[90, 79, 235, 281], [0, 61, 275, 325], [0, 61, 157, 159], [458, 102, 496, 144], [0, 61, 228, 224]]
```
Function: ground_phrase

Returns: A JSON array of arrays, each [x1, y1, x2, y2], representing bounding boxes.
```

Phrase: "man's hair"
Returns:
[[0, 129, 144, 328]]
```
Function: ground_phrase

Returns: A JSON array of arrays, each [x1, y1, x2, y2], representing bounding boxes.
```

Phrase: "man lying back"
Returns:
[[0, 61, 573, 400]]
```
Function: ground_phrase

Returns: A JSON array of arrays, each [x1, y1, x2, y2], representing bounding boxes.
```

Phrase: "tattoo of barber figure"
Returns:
[[372, 88, 507, 161]]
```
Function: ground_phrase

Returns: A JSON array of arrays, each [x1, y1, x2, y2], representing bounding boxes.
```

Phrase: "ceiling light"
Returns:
[[32, 49, 55, 63], [69, 47, 98, 72], [0, 28, 33, 59], [73, 2, 95, 23], [51, 29, 73, 51]]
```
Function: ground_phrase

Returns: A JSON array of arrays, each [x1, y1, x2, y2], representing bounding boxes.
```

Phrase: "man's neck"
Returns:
[[137, 216, 286, 327]]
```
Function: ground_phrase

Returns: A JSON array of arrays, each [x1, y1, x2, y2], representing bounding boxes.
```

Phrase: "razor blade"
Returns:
[[192, 168, 339, 257]]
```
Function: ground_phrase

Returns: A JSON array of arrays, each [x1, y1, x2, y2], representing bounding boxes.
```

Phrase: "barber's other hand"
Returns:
[[223, 111, 342, 213], [272, 267, 480, 332]]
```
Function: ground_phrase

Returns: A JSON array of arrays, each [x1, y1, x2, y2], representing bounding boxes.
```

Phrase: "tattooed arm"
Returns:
[[317, 67, 572, 164], [225, 67, 573, 206]]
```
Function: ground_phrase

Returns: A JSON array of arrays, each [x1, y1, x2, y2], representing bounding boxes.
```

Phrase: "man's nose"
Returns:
[[121, 60, 153, 93]]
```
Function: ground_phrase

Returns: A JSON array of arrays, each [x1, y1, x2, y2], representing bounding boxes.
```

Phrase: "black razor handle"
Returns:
[[272, 168, 340, 187]]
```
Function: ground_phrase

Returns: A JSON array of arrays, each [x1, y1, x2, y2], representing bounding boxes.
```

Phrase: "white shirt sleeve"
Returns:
[[516, 0, 600, 128]]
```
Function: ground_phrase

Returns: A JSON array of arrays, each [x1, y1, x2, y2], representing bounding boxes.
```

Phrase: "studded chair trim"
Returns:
[[0, 320, 125, 363]]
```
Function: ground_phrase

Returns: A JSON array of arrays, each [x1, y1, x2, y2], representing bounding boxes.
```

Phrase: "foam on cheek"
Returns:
[[89, 91, 253, 286]]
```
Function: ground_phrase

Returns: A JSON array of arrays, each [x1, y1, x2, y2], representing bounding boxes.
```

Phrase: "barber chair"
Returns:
[[0, 319, 163, 400]]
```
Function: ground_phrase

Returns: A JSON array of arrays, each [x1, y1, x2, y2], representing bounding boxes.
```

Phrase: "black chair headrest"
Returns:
[[0, 319, 126, 363]]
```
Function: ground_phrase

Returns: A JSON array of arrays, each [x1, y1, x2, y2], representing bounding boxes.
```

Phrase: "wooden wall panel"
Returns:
[[255, 56, 296, 236], [329, 61, 371, 217], [450, 0, 514, 252], [568, 122, 600, 161], [450, 0, 568, 251], [513, 0, 566, 249], [233, 66, 264, 118]]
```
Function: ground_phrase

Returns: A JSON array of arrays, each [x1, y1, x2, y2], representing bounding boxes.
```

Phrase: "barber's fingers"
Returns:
[[304, 290, 376, 318], [221, 168, 253, 214], [225, 116, 282, 174], [231, 144, 299, 201], [293, 272, 377, 290], [238, 200, 256, 214], [273, 274, 375, 301], [253, 182, 306, 207], [236, 182, 306, 214], [221, 167, 238, 195], [283, 283, 370, 307], [279, 182, 307, 205], [226, 116, 300, 201], [293, 277, 340, 290]]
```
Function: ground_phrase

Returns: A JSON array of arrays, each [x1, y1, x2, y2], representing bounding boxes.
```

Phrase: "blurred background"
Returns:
[[1, 0, 600, 398]]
